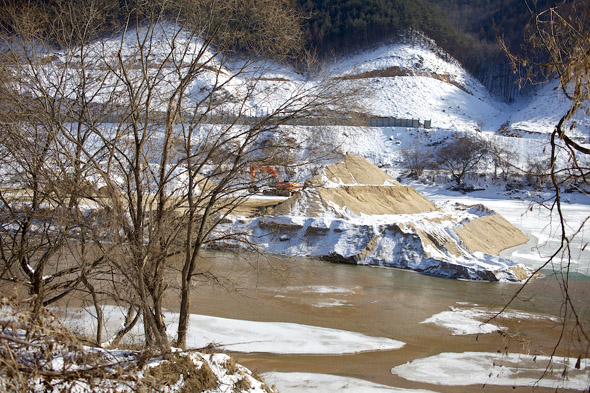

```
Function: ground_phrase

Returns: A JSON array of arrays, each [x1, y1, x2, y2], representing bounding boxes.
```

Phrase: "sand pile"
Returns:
[[318, 185, 436, 215], [241, 153, 531, 281], [310, 152, 401, 186], [453, 204, 530, 256], [271, 153, 437, 217]]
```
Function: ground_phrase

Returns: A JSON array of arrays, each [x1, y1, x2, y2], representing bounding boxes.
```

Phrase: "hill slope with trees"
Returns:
[[297, 0, 565, 99], [4, 0, 568, 99]]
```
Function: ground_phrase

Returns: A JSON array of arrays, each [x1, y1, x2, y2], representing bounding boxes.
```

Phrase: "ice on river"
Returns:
[[61, 305, 404, 355], [261, 372, 438, 393], [420, 303, 560, 335], [391, 352, 590, 391], [178, 313, 403, 354]]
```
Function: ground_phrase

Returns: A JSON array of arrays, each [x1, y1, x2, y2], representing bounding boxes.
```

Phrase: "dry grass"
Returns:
[[144, 354, 218, 393]]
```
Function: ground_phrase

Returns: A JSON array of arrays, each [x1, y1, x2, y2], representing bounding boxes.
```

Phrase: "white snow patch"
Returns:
[[61, 306, 404, 355], [262, 372, 438, 393], [391, 352, 590, 391]]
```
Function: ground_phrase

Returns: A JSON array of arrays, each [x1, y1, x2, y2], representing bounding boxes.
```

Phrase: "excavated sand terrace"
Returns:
[[235, 153, 530, 281]]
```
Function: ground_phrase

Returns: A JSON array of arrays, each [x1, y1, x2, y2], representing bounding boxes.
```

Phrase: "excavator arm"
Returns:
[[249, 164, 301, 194], [250, 165, 281, 182]]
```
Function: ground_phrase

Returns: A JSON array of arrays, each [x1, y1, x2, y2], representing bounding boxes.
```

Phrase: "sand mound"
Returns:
[[271, 153, 435, 217], [308, 152, 400, 187], [454, 207, 530, 256], [318, 186, 436, 215], [249, 154, 530, 281]]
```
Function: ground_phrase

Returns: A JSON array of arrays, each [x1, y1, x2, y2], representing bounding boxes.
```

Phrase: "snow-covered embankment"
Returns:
[[222, 153, 530, 282]]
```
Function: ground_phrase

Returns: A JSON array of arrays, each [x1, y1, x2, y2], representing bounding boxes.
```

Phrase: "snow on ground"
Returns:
[[305, 125, 555, 181], [391, 352, 590, 391], [0, 306, 274, 393], [31, 21, 590, 144], [353, 76, 507, 132], [326, 39, 589, 137], [330, 41, 467, 80], [508, 79, 590, 137], [61, 306, 404, 355], [329, 39, 494, 101], [261, 372, 438, 393]]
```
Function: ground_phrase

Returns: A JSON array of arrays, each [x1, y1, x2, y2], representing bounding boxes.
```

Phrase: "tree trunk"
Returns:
[[176, 275, 191, 349]]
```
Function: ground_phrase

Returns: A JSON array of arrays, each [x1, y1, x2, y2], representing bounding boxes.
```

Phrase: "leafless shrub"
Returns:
[[0, 0, 358, 356], [524, 156, 550, 189], [145, 353, 219, 393], [434, 134, 488, 186], [0, 297, 141, 393], [487, 140, 518, 181], [401, 147, 434, 178], [497, 0, 590, 380]]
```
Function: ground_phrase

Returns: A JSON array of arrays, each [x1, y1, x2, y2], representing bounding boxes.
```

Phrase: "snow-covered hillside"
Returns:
[[328, 41, 509, 132], [507, 78, 590, 137], [27, 22, 589, 138], [324, 40, 589, 137]]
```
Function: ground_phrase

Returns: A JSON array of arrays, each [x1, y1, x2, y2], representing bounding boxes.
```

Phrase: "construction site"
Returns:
[[223, 152, 531, 282]]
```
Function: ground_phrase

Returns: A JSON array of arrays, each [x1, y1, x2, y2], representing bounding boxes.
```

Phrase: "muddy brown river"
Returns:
[[163, 251, 590, 393]]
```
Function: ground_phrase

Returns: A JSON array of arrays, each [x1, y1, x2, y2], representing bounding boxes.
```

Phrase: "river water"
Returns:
[[164, 248, 589, 393], [161, 190, 590, 392]]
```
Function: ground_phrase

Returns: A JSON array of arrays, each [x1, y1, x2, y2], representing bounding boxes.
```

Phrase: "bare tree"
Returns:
[[434, 134, 488, 187], [498, 0, 590, 376], [0, 0, 113, 326], [487, 139, 518, 181], [0, 0, 356, 355], [401, 147, 434, 179]]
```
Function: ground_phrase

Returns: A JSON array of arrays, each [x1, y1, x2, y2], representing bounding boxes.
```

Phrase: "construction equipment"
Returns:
[[249, 165, 301, 196]]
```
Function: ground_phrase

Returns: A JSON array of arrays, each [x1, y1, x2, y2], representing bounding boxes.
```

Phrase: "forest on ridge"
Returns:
[[4, 0, 567, 99]]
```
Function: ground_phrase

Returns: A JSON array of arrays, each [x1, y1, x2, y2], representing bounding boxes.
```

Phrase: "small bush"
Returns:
[[401, 147, 434, 178], [145, 354, 218, 393], [233, 376, 252, 392], [435, 134, 488, 185]]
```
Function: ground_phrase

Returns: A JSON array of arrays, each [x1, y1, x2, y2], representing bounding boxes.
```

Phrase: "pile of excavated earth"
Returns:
[[225, 153, 530, 282]]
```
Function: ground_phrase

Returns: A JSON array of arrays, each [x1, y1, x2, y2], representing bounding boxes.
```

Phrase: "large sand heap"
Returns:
[[230, 153, 531, 281], [271, 153, 437, 217], [313, 151, 401, 186]]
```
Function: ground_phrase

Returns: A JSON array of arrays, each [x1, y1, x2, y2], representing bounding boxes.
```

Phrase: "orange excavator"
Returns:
[[249, 164, 301, 196]]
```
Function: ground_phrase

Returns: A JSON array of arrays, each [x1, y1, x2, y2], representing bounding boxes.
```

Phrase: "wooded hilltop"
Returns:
[[3, 0, 567, 99]]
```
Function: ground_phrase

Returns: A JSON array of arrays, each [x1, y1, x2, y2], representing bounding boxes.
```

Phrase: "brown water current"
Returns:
[[164, 251, 590, 393]]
